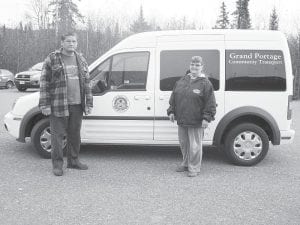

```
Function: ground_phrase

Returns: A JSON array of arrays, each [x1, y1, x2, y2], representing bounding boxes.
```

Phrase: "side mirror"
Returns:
[[92, 80, 107, 94]]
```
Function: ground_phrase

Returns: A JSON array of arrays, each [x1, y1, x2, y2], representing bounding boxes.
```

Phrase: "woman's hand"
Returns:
[[169, 113, 175, 122]]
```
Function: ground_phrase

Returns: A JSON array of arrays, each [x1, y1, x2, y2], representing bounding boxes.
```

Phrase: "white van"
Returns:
[[4, 30, 295, 166]]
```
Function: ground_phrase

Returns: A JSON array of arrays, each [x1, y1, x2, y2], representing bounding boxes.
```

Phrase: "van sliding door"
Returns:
[[154, 35, 225, 143]]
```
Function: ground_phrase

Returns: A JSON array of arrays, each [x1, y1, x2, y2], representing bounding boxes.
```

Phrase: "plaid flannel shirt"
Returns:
[[39, 49, 93, 117]]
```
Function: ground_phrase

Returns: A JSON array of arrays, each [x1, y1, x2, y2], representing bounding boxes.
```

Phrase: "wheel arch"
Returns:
[[17, 106, 47, 142], [213, 106, 280, 147]]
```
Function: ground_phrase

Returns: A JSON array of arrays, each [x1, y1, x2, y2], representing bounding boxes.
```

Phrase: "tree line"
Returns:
[[0, 0, 300, 98]]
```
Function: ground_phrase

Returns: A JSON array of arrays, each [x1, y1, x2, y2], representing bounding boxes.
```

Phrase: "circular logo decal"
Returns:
[[113, 96, 129, 112]]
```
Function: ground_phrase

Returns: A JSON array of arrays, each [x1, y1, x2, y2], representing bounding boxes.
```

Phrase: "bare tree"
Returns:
[[26, 0, 51, 29]]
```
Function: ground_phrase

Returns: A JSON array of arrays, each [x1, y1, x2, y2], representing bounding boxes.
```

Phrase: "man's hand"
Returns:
[[85, 106, 93, 115], [201, 120, 209, 129], [41, 107, 51, 116], [169, 113, 175, 123]]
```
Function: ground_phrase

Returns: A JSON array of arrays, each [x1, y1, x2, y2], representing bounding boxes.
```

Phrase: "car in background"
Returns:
[[14, 62, 43, 92], [0, 69, 15, 89]]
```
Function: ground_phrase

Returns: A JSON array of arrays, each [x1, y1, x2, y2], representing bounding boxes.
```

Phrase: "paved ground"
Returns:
[[0, 88, 300, 225]]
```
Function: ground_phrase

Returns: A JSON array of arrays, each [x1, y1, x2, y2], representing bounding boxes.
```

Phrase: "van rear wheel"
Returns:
[[224, 123, 269, 166], [31, 118, 67, 159]]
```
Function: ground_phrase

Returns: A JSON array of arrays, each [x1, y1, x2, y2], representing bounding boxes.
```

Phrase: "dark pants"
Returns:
[[50, 104, 83, 170]]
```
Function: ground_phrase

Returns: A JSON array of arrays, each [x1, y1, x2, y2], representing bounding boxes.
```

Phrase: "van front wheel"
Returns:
[[31, 118, 67, 159], [224, 123, 269, 166]]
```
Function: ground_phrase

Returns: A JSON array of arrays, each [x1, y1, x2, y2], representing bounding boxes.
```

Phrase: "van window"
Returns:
[[90, 52, 150, 94], [225, 50, 286, 91], [110, 52, 149, 90], [90, 58, 111, 94], [160, 50, 220, 91]]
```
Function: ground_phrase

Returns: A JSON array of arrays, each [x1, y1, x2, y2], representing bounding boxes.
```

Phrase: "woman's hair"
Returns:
[[191, 56, 203, 65]]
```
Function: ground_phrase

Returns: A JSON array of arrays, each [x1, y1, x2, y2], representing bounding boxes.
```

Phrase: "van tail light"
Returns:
[[287, 95, 292, 120]]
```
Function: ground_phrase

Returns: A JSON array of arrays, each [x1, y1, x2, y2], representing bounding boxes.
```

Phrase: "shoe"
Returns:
[[176, 166, 188, 172], [187, 171, 199, 177], [53, 168, 63, 176], [67, 160, 88, 170]]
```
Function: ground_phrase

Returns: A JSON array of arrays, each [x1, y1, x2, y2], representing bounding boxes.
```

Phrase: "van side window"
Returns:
[[90, 58, 111, 94], [110, 52, 149, 90], [90, 52, 150, 95], [160, 50, 220, 91], [225, 50, 286, 91]]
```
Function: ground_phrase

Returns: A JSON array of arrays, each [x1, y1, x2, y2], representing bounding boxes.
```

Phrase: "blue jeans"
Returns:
[[50, 104, 83, 169]]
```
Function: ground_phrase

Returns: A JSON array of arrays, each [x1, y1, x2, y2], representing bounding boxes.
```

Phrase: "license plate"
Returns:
[[20, 81, 25, 84]]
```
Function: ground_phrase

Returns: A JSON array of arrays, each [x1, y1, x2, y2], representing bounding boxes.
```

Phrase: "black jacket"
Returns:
[[167, 74, 216, 127]]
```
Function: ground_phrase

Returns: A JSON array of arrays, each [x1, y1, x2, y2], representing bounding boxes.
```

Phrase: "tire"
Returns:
[[17, 86, 27, 92], [30, 118, 67, 159], [6, 81, 14, 89], [224, 123, 269, 166]]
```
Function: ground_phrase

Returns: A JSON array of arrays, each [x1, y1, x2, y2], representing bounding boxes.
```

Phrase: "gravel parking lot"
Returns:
[[0, 88, 300, 225]]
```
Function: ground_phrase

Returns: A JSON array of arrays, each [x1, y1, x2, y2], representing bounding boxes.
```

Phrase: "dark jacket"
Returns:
[[39, 49, 93, 117], [167, 74, 216, 127]]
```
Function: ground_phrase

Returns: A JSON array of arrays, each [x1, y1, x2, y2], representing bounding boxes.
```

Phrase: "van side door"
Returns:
[[154, 35, 225, 143], [81, 50, 155, 143]]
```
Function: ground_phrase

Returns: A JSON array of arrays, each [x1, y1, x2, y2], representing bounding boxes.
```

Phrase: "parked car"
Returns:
[[0, 69, 14, 89], [14, 62, 43, 92], [4, 30, 295, 166]]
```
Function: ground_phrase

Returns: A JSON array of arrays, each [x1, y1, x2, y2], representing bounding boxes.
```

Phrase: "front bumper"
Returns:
[[15, 80, 40, 88], [280, 129, 295, 144], [4, 111, 23, 141]]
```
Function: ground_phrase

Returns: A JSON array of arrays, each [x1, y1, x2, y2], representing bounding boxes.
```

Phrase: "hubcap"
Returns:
[[233, 131, 262, 161], [40, 127, 67, 153]]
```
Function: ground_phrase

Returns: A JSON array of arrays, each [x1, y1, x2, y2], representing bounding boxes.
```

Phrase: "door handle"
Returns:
[[134, 95, 151, 100], [159, 95, 169, 100]]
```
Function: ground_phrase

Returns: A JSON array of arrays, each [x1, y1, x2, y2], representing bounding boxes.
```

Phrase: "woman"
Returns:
[[167, 56, 216, 177]]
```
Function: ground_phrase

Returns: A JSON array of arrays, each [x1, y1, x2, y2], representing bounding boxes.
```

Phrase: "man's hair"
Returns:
[[61, 32, 77, 41]]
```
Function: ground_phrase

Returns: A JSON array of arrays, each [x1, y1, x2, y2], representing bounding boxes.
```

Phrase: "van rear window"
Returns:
[[160, 50, 220, 91], [225, 50, 286, 91]]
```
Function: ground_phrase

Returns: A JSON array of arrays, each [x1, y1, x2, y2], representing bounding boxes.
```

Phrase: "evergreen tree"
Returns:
[[130, 5, 151, 33], [215, 2, 230, 29], [49, 0, 84, 36], [232, 0, 251, 29], [269, 7, 279, 30]]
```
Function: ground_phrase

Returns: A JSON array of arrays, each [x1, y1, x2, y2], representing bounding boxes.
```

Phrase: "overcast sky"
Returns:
[[0, 0, 299, 34]]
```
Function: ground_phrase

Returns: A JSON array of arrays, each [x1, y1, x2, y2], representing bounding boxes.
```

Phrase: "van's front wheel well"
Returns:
[[24, 113, 47, 138], [220, 115, 273, 145]]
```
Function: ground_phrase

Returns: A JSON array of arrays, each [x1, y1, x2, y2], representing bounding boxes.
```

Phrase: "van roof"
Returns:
[[111, 29, 286, 50]]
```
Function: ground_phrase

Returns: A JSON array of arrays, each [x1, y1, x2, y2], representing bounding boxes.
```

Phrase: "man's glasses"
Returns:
[[190, 63, 202, 67]]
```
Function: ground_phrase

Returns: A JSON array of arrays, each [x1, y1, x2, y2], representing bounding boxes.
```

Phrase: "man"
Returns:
[[39, 32, 93, 176]]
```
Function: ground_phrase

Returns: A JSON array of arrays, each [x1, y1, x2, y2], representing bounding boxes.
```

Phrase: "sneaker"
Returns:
[[187, 171, 199, 177], [67, 160, 88, 170], [176, 166, 188, 172], [53, 168, 63, 176]]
